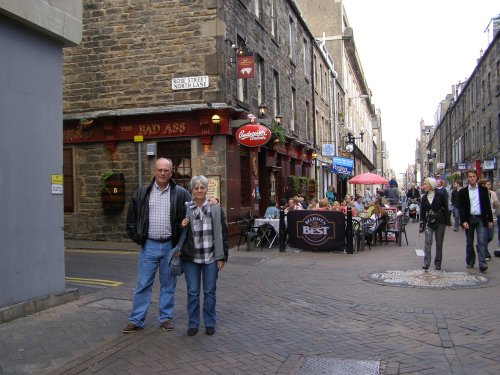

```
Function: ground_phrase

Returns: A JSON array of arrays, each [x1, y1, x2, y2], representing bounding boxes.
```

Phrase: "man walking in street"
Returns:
[[123, 158, 191, 333], [406, 183, 421, 201], [458, 170, 494, 272], [450, 181, 461, 231]]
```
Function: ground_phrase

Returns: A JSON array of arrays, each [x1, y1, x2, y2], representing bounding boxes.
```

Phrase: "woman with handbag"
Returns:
[[420, 177, 450, 270], [180, 175, 228, 336]]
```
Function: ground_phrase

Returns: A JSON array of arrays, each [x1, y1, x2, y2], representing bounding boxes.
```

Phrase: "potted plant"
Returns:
[[79, 117, 94, 128]]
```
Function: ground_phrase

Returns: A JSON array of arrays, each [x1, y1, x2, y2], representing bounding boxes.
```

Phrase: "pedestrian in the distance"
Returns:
[[181, 175, 228, 336], [450, 181, 461, 231], [458, 170, 494, 272], [420, 177, 449, 271], [123, 158, 191, 333]]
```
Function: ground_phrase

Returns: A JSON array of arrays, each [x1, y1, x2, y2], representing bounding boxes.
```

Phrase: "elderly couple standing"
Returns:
[[124, 158, 228, 336]]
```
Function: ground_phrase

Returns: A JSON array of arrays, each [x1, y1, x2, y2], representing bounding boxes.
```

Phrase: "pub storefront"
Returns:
[[63, 105, 314, 243]]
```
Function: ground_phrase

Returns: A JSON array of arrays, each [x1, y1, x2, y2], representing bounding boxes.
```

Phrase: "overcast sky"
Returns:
[[341, 0, 499, 175]]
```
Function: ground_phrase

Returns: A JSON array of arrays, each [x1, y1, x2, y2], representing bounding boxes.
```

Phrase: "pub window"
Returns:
[[256, 55, 265, 106], [252, 0, 261, 18], [157, 140, 191, 190], [63, 147, 74, 212], [271, 0, 278, 39], [240, 147, 251, 206], [273, 69, 280, 118], [237, 35, 249, 103], [289, 16, 296, 61]]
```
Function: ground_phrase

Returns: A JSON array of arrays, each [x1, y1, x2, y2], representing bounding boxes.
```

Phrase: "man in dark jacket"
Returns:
[[123, 158, 191, 333], [458, 170, 493, 272], [406, 183, 421, 200]]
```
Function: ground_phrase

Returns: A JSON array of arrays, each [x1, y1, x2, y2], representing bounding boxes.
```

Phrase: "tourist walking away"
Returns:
[[420, 178, 450, 271], [458, 170, 494, 272], [124, 158, 191, 333], [451, 181, 461, 231], [181, 175, 228, 336]]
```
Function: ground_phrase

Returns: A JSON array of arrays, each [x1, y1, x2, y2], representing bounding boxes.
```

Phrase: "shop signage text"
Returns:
[[235, 123, 271, 147], [331, 156, 354, 175], [172, 76, 209, 90]]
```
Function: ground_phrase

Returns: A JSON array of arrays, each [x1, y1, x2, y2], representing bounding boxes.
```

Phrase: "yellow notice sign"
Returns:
[[51, 174, 63, 184], [134, 135, 144, 142]]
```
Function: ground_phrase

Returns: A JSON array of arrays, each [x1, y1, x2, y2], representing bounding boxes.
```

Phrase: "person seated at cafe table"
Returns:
[[315, 199, 329, 211], [285, 197, 303, 213], [344, 195, 355, 207], [339, 200, 357, 217], [354, 195, 365, 212], [307, 198, 319, 210], [366, 203, 388, 245], [264, 200, 280, 219], [331, 201, 341, 212]]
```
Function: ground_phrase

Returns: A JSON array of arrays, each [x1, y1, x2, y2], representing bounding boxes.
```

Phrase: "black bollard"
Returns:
[[279, 207, 286, 252], [346, 206, 353, 254]]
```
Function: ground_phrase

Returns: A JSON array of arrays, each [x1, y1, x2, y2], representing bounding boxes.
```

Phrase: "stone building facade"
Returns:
[[63, 0, 335, 241], [428, 29, 500, 185], [296, 0, 379, 198]]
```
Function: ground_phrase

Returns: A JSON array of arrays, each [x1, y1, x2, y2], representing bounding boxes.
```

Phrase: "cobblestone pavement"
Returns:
[[1, 223, 500, 374]]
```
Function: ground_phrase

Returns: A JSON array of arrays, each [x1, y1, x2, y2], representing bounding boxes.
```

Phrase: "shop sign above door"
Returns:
[[235, 123, 271, 147]]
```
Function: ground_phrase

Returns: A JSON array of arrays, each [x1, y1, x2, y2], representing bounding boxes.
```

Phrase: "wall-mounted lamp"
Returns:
[[258, 102, 267, 118], [348, 94, 369, 106], [274, 114, 283, 124], [211, 114, 221, 133], [312, 152, 318, 159]]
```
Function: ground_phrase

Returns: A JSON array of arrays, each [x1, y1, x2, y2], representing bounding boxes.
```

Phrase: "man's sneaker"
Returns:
[[479, 265, 488, 272], [466, 264, 474, 269], [123, 322, 142, 334], [161, 320, 174, 331], [486, 257, 491, 261]]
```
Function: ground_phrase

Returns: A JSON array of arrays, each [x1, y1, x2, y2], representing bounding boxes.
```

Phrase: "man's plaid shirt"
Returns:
[[147, 182, 171, 240], [189, 200, 214, 264]]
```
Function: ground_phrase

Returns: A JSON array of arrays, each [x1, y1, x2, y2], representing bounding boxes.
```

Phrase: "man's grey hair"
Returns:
[[190, 175, 208, 190]]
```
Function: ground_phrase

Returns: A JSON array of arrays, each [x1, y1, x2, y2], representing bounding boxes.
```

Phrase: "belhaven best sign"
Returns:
[[287, 211, 346, 251], [235, 123, 271, 147]]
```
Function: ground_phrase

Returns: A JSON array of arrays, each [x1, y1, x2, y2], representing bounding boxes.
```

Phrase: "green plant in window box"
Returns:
[[269, 121, 286, 144]]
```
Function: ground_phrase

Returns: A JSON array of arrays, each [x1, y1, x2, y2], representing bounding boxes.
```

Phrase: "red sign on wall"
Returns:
[[235, 123, 271, 147], [236, 55, 254, 78]]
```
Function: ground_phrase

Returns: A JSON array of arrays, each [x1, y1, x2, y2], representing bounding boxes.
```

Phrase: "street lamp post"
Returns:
[[345, 131, 364, 195]]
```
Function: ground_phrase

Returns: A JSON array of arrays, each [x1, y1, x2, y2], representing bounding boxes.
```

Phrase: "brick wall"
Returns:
[[63, 0, 221, 113]]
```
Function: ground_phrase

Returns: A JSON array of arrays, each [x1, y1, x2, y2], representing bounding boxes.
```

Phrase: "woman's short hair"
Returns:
[[190, 175, 208, 190]]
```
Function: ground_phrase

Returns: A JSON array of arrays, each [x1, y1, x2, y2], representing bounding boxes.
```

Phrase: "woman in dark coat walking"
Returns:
[[420, 177, 450, 270]]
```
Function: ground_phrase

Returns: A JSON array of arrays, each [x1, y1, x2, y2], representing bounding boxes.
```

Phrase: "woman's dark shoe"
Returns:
[[187, 328, 198, 336], [205, 327, 215, 335]]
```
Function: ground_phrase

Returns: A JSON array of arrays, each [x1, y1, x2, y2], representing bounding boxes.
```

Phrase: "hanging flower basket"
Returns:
[[100, 172, 126, 212], [79, 118, 94, 129]]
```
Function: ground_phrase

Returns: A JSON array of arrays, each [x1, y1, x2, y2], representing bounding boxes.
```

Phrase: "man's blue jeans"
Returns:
[[183, 260, 218, 329], [452, 206, 460, 230], [465, 216, 488, 268], [128, 239, 177, 327]]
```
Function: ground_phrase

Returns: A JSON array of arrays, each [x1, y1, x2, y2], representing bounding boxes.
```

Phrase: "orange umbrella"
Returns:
[[348, 172, 388, 185]]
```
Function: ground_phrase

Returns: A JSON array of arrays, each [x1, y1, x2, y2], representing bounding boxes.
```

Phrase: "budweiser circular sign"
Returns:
[[235, 123, 271, 147]]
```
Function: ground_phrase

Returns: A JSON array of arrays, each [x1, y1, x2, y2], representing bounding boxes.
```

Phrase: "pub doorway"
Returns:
[[157, 140, 192, 190]]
